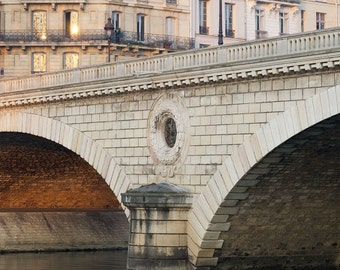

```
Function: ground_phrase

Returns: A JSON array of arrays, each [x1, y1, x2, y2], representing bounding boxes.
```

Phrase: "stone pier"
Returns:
[[122, 182, 193, 269]]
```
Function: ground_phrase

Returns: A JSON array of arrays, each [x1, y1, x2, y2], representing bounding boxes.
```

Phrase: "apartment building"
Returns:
[[193, 0, 340, 47], [1, 0, 338, 77], [0, 0, 192, 78]]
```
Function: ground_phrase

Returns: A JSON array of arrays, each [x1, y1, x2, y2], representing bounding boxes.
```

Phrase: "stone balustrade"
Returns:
[[1, 27, 339, 95]]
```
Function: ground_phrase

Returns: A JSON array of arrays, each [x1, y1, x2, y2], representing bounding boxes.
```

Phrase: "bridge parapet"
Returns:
[[1, 27, 339, 95]]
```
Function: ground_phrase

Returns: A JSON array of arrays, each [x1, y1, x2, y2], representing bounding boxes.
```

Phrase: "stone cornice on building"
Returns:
[[20, 0, 87, 10], [1, 27, 340, 108]]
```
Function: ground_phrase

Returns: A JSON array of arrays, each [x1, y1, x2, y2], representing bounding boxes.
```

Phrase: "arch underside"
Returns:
[[0, 132, 121, 209], [0, 119, 131, 252], [0, 112, 132, 215], [216, 114, 340, 269], [189, 85, 340, 268]]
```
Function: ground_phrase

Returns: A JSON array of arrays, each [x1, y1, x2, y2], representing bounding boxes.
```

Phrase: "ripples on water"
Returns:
[[0, 250, 128, 270]]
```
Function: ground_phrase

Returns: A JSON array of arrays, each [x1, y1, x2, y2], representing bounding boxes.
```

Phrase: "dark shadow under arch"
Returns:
[[0, 132, 120, 209], [0, 132, 129, 253], [215, 114, 340, 269]]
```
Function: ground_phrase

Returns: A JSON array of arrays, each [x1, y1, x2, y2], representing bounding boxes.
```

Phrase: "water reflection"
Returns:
[[0, 250, 127, 270]]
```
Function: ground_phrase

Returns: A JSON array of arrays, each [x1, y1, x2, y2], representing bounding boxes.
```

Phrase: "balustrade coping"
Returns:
[[1, 27, 340, 105]]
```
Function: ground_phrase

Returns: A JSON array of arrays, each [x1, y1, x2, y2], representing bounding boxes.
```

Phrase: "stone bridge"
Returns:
[[0, 27, 340, 269]]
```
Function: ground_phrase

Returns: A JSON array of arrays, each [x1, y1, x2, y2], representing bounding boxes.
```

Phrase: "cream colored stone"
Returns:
[[320, 90, 331, 119], [305, 97, 317, 126], [296, 100, 309, 131], [211, 170, 228, 202], [1, 27, 340, 270], [188, 211, 208, 240], [198, 192, 216, 219], [155, 234, 182, 247], [96, 150, 111, 179], [268, 118, 281, 148], [328, 87, 338, 116]]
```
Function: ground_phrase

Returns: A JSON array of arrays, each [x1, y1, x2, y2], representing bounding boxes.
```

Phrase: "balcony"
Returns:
[[257, 0, 300, 4], [0, 29, 195, 50], [119, 31, 195, 50]]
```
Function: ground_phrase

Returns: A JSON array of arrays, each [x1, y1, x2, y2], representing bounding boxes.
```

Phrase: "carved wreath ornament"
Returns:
[[147, 93, 190, 178]]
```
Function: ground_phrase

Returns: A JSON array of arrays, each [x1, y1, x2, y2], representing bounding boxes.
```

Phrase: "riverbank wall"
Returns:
[[0, 211, 129, 252]]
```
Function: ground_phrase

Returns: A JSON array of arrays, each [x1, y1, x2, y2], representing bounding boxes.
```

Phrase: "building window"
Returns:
[[301, 10, 305, 32], [255, 9, 266, 39], [316, 12, 325, 30], [166, 17, 175, 37], [137, 14, 145, 41], [255, 9, 264, 31], [112, 11, 120, 29], [165, 17, 175, 47], [199, 0, 209, 34], [65, 11, 79, 38], [32, 52, 46, 73], [279, 12, 288, 34], [64, 52, 79, 69], [225, 3, 234, 37], [166, 0, 177, 4], [199, 44, 209, 48], [33, 11, 47, 40]]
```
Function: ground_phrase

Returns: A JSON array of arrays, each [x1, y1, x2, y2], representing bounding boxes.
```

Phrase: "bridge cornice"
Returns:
[[1, 27, 340, 107]]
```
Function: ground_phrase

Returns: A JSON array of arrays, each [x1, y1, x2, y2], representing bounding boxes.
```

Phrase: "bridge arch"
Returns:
[[188, 85, 340, 267], [0, 111, 132, 213]]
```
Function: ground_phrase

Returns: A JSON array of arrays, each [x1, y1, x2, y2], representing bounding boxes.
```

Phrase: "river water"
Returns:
[[0, 250, 128, 270]]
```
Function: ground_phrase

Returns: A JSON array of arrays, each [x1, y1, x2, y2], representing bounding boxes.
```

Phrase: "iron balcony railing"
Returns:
[[257, 0, 300, 3], [0, 29, 195, 50]]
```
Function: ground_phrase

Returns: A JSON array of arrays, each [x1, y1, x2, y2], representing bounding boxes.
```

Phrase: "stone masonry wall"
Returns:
[[216, 115, 340, 269], [0, 211, 129, 252], [19, 69, 339, 195]]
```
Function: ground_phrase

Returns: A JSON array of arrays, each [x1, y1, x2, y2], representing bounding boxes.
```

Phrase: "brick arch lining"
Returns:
[[0, 112, 131, 212], [188, 85, 340, 268]]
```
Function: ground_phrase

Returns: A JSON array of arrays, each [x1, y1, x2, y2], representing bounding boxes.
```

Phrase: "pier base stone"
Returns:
[[122, 182, 193, 270]]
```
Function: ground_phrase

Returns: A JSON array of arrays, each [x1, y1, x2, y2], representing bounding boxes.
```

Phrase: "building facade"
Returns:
[[0, 0, 192, 78], [0, 0, 339, 78], [193, 0, 340, 47]]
